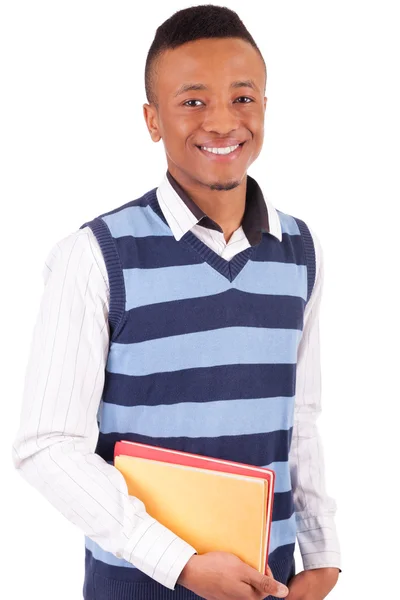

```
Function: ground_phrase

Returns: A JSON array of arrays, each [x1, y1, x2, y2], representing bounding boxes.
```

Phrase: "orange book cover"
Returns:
[[114, 440, 275, 574]]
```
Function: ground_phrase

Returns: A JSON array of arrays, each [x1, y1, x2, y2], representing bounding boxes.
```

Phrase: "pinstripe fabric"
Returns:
[[77, 184, 314, 598], [12, 173, 340, 600]]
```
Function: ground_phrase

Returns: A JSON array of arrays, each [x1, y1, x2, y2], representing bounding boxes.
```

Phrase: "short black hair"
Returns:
[[144, 4, 266, 106]]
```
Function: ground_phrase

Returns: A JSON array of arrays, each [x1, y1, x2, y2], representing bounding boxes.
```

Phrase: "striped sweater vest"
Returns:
[[80, 186, 316, 600]]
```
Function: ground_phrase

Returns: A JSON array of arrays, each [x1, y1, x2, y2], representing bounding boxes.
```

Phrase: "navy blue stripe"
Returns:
[[115, 235, 204, 269], [117, 291, 305, 343], [93, 573, 209, 600], [84, 546, 295, 599], [84, 547, 157, 584], [95, 429, 293, 471], [254, 232, 305, 264], [268, 544, 296, 587], [114, 232, 305, 270], [102, 364, 297, 407], [272, 491, 294, 522]]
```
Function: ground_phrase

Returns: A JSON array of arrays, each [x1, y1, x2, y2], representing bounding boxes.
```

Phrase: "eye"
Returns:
[[183, 99, 204, 107], [234, 96, 254, 104]]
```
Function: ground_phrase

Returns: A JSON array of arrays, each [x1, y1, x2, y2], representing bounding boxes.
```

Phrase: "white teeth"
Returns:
[[201, 144, 239, 155]]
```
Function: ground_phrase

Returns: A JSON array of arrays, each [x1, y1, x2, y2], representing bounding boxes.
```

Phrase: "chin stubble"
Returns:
[[208, 180, 241, 192]]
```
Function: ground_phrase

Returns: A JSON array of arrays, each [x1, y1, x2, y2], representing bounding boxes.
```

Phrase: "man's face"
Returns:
[[143, 37, 267, 190]]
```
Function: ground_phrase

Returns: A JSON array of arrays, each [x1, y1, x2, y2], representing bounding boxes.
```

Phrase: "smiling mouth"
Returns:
[[195, 141, 246, 160], [196, 142, 245, 152]]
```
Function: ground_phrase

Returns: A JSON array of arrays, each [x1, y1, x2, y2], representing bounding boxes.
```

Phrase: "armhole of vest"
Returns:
[[80, 217, 126, 340], [293, 217, 316, 304]]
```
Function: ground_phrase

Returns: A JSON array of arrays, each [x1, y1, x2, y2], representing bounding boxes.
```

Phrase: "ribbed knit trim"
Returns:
[[181, 230, 255, 282], [85, 555, 295, 600], [294, 217, 316, 303], [93, 574, 205, 600], [267, 555, 296, 598], [80, 217, 126, 340], [148, 191, 255, 283]]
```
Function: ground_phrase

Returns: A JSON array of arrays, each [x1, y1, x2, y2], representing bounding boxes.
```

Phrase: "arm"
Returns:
[[11, 227, 196, 590], [290, 228, 341, 574]]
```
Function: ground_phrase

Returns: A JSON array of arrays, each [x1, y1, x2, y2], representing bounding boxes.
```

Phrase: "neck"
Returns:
[[168, 167, 248, 243]]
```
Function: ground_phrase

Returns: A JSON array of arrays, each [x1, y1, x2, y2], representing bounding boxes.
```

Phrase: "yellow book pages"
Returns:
[[115, 455, 268, 572]]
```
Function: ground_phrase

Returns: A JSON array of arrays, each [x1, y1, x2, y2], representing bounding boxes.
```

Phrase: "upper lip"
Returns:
[[196, 139, 245, 148]]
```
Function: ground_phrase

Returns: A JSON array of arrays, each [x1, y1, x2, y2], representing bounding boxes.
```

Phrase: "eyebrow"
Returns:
[[174, 79, 258, 97]]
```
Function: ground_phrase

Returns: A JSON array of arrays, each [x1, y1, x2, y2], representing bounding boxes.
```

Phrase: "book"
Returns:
[[114, 440, 275, 574]]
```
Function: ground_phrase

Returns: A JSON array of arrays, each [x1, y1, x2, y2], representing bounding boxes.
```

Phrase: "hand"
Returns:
[[177, 551, 289, 599], [285, 567, 340, 600]]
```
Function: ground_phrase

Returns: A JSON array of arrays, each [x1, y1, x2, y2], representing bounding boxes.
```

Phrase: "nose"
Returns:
[[201, 101, 240, 135]]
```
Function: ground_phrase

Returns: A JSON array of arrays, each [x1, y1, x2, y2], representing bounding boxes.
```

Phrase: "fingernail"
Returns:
[[277, 583, 289, 597]]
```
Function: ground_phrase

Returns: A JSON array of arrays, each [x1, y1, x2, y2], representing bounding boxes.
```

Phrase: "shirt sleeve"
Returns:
[[289, 226, 342, 572], [11, 226, 197, 590]]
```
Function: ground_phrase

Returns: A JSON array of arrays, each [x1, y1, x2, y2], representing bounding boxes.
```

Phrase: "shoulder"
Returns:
[[43, 227, 109, 292], [276, 209, 322, 274], [276, 209, 323, 304], [85, 188, 157, 223]]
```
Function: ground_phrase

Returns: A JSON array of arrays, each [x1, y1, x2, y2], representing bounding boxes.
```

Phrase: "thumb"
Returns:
[[266, 564, 274, 578], [249, 570, 289, 598]]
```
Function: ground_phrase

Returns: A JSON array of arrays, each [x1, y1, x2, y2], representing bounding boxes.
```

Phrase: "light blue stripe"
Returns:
[[268, 513, 297, 554], [85, 536, 136, 568], [262, 461, 292, 494], [277, 211, 301, 236], [124, 264, 228, 310], [102, 205, 172, 239], [107, 327, 302, 376], [124, 261, 307, 310], [102, 204, 300, 239], [99, 396, 295, 437], [235, 262, 306, 300]]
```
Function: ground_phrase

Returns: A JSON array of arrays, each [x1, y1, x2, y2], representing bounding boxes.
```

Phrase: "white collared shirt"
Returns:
[[12, 173, 341, 591], [158, 172, 284, 256]]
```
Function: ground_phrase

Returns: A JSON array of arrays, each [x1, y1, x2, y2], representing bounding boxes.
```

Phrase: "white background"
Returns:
[[1, 1, 399, 598]]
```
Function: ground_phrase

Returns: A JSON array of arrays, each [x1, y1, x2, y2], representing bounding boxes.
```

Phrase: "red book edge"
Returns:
[[114, 440, 275, 574]]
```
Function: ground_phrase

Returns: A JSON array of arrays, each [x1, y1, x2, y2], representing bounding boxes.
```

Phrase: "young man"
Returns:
[[12, 5, 341, 600]]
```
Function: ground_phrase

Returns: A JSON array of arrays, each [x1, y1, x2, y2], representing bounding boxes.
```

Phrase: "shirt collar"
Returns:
[[156, 170, 282, 244]]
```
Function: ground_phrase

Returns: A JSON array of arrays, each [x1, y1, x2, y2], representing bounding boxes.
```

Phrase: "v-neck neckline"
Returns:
[[148, 189, 256, 282], [180, 229, 255, 282]]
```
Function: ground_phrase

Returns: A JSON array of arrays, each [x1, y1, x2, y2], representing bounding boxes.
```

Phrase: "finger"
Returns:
[[247, 585, 268, 600], [248, 572, 289, 598]]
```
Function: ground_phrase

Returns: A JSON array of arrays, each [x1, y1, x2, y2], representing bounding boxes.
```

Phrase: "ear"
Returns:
[[143, 103, 162, 142]]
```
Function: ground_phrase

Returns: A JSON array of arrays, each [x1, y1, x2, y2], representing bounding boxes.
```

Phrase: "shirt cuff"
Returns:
[[168, 544, 198, 590], [120, 512, 198, 590], [296, 514, 342, 572]]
